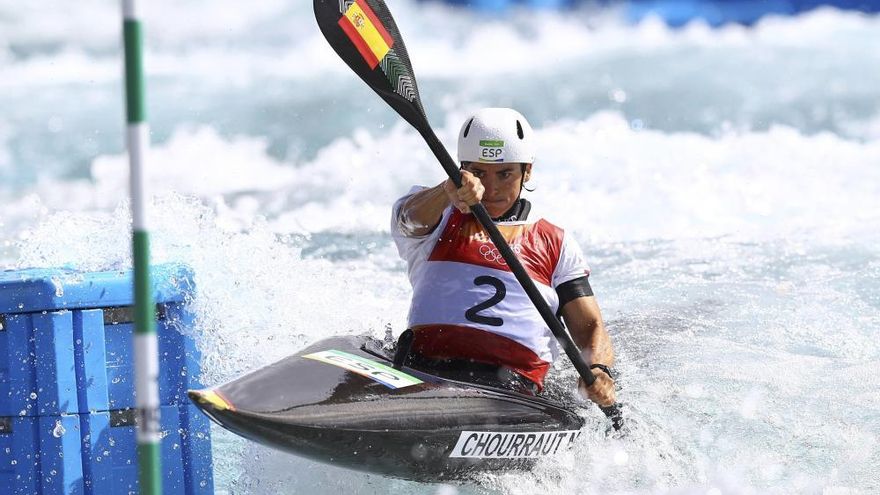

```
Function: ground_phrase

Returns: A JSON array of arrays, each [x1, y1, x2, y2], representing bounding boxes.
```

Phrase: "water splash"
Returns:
[[52, 421, 65, 438]]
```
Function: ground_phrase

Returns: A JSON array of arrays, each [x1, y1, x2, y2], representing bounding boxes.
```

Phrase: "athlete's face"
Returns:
[[462, 162, 532, 218]]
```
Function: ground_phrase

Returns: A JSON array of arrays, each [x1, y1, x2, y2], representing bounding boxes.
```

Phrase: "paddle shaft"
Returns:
[[418, 127, 597, 387]]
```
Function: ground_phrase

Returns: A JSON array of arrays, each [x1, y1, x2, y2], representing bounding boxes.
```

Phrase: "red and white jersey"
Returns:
[[391, 186, 590, 388]]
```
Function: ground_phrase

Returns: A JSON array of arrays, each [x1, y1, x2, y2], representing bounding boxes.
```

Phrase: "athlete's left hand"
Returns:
[[577, 372, 616, 407]]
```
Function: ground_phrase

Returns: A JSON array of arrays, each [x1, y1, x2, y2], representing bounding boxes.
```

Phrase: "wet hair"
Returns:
[[520, 163, 535, 193]]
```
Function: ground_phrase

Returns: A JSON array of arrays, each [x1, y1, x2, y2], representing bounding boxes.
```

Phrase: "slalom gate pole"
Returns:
[[121, 1, 163, 493]]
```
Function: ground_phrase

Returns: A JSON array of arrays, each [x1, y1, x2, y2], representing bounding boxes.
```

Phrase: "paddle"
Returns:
[[313, 0, 622, 430]]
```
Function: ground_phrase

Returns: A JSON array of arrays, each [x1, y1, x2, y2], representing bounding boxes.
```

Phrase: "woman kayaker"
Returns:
[[391, 108, 617, 409]]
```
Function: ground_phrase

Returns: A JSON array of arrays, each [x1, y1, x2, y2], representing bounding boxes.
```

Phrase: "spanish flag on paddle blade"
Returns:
[[338, 0, 394, 69]]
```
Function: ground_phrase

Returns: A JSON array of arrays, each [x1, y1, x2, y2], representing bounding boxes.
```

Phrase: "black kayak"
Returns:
[[188, 334, 586, 481]]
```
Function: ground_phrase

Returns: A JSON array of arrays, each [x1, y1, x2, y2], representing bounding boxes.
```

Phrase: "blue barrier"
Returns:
[[0, 266, 213, 495], [622, 0, 880, 25], [625, 0, 796, 26], [0, 405, 212, 495], [421, 0, 880, 23]]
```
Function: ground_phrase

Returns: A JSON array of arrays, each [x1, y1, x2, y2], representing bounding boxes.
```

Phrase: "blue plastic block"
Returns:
[[82, 405, 213, 495], [160, 405, 188, 495], [0, 416, 40, 494], [102, 321, 136, 412], [34, 312, 79, 416], [178, 404, 214, 494], [0, 265, 212, 494], [1, 265, 203, 416], [0, 415, 84, 495], [73, 310, 110, 414], [1, 304, 202, 416], [78, 411, 113, 494], [0, 265, 192, 315], [90, 308, 202, 411], [0, 264, 193, 413], [0, 314, 38, 417], [158, 303, 202, 407], [38, 414, 84, 494], [0, 311, 78, 417], [0, 406, 212, 494]]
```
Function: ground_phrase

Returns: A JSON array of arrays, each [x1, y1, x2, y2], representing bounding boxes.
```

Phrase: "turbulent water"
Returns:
[[1, 0, 879, 493]]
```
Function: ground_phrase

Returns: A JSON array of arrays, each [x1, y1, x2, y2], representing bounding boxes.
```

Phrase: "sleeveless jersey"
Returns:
[[391, 186, 591, 389]]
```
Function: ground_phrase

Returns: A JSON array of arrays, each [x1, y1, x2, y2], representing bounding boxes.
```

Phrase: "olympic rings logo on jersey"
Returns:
[[479, 244, 505, 264], [478, 242, 521, 265]]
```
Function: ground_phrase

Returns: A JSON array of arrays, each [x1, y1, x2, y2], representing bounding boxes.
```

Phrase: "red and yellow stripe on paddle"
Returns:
[[338, 0, 394, 69]]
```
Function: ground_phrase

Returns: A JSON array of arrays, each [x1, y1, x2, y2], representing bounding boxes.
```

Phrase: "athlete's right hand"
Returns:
[[443, 170, 484, 214], [578, 372, 616, 408]]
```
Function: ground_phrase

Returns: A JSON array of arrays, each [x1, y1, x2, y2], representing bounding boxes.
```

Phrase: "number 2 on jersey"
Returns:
[[465, 276, 506, 327]]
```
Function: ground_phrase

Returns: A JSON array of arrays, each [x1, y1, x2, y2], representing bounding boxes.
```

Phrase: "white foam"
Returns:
[[6, 110, 878, 244], [1, 3, 878, 86], [842, 112, 880, 141], [92, 126, 297, 197], [0, 119, 10, 173], [262, 111, 880, 242], [13, 192, 411, 383], [527, 112, 880, 242], [0, 0, 297, 50], [0, 48, 119, 89]]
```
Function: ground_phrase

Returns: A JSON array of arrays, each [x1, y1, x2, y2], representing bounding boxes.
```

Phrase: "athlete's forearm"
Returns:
[[577, 320, 615, 367], [564, 297, 616, 407], [397, 181, 450, 237], [574, 318, 617, 407], [562, 296, 615, 367]]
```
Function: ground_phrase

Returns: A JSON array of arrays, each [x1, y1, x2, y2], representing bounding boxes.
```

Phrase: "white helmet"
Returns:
[[457, 108, 536, 164]]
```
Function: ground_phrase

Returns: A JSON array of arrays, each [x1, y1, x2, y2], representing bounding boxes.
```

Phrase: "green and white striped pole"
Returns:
[[121, 1, 162, 494]]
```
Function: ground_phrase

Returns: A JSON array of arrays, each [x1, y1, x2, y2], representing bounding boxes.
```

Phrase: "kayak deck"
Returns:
[[189, 335, 585, 481]]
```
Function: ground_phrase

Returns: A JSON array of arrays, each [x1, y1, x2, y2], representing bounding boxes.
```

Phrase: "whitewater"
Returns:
[[1, 0, 878, 493]]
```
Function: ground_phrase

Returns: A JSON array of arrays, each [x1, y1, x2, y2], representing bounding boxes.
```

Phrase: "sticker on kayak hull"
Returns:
[[303, 349, 423, 389], [449, 430, 582, 459]]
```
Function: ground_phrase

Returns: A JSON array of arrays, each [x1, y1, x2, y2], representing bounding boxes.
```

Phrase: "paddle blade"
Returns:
[[314, 0, 428, 128]]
